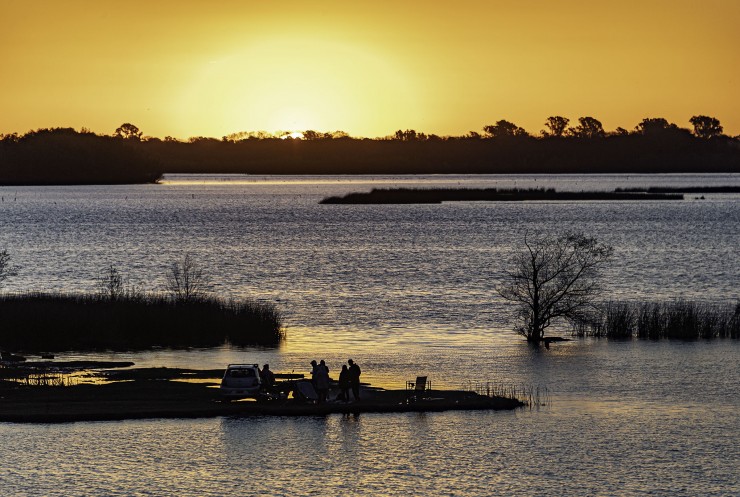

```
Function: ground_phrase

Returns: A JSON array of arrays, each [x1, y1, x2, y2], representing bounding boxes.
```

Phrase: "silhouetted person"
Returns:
[[338, 364, 350, 402], [260, 363, 275, 392], [348, 359, 361, 401], [315, 360, 330, 403], [310, 359, 318, 388]]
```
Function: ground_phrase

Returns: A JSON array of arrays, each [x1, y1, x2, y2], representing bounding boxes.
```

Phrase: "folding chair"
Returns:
[[406, 376, 431, 402]]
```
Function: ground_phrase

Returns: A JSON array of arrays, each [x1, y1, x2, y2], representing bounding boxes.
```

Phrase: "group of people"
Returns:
[[310, 359, 362, 403]]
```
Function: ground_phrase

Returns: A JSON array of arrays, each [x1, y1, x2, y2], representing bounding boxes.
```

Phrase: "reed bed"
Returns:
[[0, 292, 283, 352], [573, 300, 740, 340], [320, 187, 681, 204], [465, 381, 549, 408]]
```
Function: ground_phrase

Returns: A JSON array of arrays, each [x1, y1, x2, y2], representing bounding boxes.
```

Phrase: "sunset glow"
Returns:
[[1, 0, 738, 138]]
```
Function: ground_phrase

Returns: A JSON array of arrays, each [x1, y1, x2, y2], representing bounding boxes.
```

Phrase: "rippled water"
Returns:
[[1, 174, 739, 496]]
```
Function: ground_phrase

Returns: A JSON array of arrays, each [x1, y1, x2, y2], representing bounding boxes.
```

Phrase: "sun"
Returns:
[[174, 36, 422, 138], [282, 131, 304, 140]]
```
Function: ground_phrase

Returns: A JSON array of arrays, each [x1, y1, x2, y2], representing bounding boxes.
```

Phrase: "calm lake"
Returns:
[[1, 174, 738, 496]]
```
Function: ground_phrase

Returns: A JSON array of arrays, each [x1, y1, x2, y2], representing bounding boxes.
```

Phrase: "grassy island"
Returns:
[[0, 366, 524, 423], [0, 293, 283, 351], [320, 187, 683, 204]]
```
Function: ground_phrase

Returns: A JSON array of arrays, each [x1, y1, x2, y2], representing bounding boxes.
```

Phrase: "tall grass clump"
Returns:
[[465, 381, 549, 408], [0, 292, 283, 352], [574, 300, 739, 340], [572, 301, 636, 339]]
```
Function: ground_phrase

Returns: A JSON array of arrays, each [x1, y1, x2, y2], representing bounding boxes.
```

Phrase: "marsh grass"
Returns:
[[0, 292, 283, 352], [320, 187, 682, 204], [574, 300, 740, 340], [466, 381, 549, 408]]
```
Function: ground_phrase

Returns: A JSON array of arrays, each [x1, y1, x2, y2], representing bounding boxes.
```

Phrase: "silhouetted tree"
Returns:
[[394, 129, 418, 141], [0, 133, 20, 144], [635, 118, 678, 135], [542, 116, 570, 137], [98, 265, 124, 301], [114, 123, 142, 141], [612, 127, 630, 136], [302, 130, 325, 140], [689, 115, 723, 139], [0, 248, 17, 289], [568, 117, 605, 138], [483, 120, 529, 138], [498, 233, 613, 344], [166, 253, 208, 302]]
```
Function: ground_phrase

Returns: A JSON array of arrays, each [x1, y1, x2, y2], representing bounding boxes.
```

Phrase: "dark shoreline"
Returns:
[[0, 367, 523, 424], [3, 126, 739, 184]]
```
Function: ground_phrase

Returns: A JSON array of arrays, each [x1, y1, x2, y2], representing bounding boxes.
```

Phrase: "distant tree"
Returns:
[[568, 117, 605, 139], [483, 120, 529, 138], [0, 133, 19, 144], [188, 136, 220, 144], [635, 118, 678, 135], [465, 131, 482, 139], [302, 130, 325, 140], [114, 123, 142, 141], [98, 264, 124, 301], [166, 253, 208, 302], [612, 127, 631, 136], [394, 129, 418, 141], [542, 116, 570, 137], [689, 115, 723, 139], [0, 248, 18, 289], [498, 233, 613, 344]]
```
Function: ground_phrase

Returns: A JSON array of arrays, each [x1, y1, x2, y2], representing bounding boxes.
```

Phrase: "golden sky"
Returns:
[[2, 0, 738, 138]]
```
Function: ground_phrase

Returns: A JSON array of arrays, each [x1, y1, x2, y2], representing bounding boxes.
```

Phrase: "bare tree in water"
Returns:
[[166, 253, 208, 302], [498, 233, 612, 344]]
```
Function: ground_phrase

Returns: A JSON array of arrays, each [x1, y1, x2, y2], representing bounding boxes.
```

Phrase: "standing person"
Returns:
[[315, 360, 330, 403], [338, 364, 350, 402], [310, 360, 318, 388], [348, 359, 361, 401], [260, 363, 275, 393]]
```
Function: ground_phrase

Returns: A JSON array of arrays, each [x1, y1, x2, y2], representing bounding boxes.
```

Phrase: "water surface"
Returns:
[[1, 174, 738, 496]]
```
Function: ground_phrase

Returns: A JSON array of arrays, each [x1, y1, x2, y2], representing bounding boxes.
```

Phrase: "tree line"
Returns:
[[1, 115, 738, 183], [0, 127, 162, 185]]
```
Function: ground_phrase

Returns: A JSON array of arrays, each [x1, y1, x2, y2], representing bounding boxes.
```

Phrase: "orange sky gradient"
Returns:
[[2, 0, 739, 139]]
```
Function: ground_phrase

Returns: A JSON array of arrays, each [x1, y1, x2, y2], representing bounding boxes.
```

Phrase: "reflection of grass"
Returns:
[[574, 301, 740, 339], [0, 292, 283, 352], [0, 369, 76, 387]]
